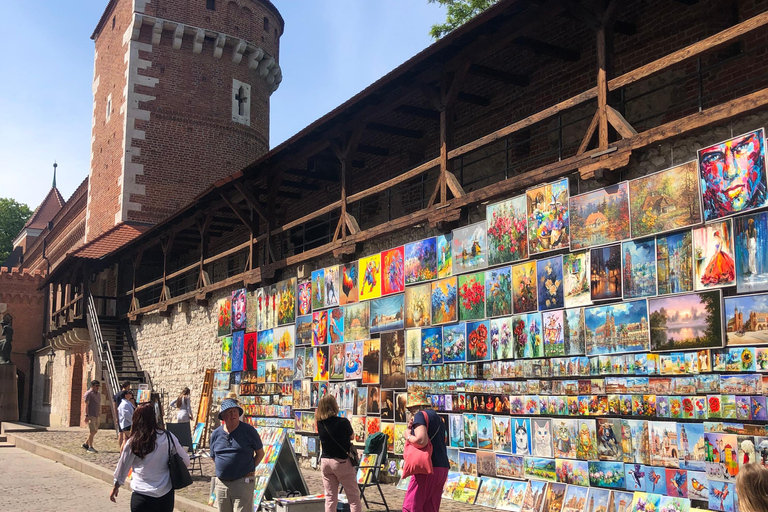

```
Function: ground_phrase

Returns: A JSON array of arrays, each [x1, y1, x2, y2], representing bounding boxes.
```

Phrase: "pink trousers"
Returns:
[[320, 458, 362, 512], [402, 466, 449, 512]]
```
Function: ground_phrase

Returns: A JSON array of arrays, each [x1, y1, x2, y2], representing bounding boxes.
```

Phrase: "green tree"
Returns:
[[429, 0, 500, 39], [0, 198, 33, 264]]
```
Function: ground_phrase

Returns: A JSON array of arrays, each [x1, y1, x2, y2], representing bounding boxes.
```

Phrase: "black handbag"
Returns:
[[166, 431, 193, 489]]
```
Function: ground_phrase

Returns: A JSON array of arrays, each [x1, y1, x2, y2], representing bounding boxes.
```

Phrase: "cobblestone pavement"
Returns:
[[20, 428, 490, 512]]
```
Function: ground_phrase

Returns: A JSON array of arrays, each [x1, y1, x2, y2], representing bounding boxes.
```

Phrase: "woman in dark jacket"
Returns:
[[316, 395, 362, 512]]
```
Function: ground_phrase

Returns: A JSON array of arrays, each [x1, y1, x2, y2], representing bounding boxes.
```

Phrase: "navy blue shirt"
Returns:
[[210, 422, 264, 480], [412, 409, 449, 468]]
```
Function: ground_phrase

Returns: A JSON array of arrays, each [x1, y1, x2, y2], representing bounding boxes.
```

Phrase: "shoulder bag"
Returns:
[[323, 420, 360, 466], [166, 431, 193, 489], [402, 411, 438, 478]]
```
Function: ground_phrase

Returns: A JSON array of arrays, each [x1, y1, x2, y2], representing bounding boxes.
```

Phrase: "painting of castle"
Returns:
[[724, 292, 768, 345], [585, 300, 650, 356]]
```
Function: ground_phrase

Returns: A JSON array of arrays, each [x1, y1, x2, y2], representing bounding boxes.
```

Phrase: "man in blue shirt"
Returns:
[[210, 398, 265, 512]]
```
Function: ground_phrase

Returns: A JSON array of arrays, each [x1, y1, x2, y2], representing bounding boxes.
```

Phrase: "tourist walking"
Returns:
[[316, 395, 362, 512], [117, 389, 136, 451], [113, 380, 132, 448], [210, 398, 265, 512], [171, 387, 193, 423], [82, 380, 101, 453], [110, 403, 190, 512], [402, 390, 449, 512]]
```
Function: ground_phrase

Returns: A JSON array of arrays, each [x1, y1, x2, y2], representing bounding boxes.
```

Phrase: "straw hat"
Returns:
[[406, 390, 430, 408]]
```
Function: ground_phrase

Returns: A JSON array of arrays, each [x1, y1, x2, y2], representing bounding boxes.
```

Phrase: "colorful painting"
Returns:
[[542, 310, 566, 357], [220, 335, 232, 371], [340, 262, 359, 305], [369, 294, 404, 334], [699, 128, 767, 221], [431, 277, 458, 325], [486, 266, 512, 318], [327, 307, 344, 344], [467, 320, 489, 362], [648, 291, 723, 351], [522, 479, 549, 512], [527, 177, 570, 255], [585, 488, 611, 512], [734, 211, 768, 293], [452, 221, 488, 274], [487, 195, 529, 265], [490, 316, 513, 359], [437, 233, 453, 278], [275, 325, 295, 359], [563, 251, 591, 308], [570, 182, 630, 250], [344, 341, 363, 380], [276, 278, 296, 325], [297, 278, 311, 315], [622, 238, 657, 299], [381, 247, 405, 296], [692, 220, 735, 290], [564, 308, 586, 355], [497, 480, 527, 512], [477, 414, 493, 450], [459, 272, 486, 321], [421, 327, 443, 365], [344, 302, 369, 341], [405, 328, 421, 365], [311, 269, 325, 311], [524, 457, 557, 482], [231, 330, 244, 372], [362, 338, 380, 385], [257, 329, 274, 359], [296, 314, 313, 346], [561, 485, 589, 512], [590, 244, 622, 301], [724, 292, 768, 345], [313, 345, 329, 381], [358, 254, 382, 301], [512, 261, 538, 313], [587, 460, 625, 488], [537, 255, 564, 311], [630, 161, 703, 238], [217, 297, 232, 336], [512, 312, 543, 359], [243, 332, 258, 370], [585, 299, 650, 356], [404, 238, 437, 284], [246, 290, 258, 332], [312, 310, 327, 346], [443, 323, 466, 362], [324, 266, 340, 308], [380, 331, 405, 389], [657, 230, 694, 295], [708, 480, 734, 512], [405, 283, 431, 328], [231, 288, 247, 331]]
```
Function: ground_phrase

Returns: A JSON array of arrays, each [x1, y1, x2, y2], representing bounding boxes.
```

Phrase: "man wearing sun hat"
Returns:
[[210, 398, 265, 512]]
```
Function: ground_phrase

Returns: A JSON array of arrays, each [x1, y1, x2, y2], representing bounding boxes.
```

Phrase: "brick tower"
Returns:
[[85, 0, 283, 241]]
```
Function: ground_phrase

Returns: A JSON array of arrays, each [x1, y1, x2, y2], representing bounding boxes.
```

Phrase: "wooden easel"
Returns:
[[195, 369, 215, 449]]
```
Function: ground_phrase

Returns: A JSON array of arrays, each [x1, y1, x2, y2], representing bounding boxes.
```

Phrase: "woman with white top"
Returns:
[[117, 390, 135, 451], [111, 403, 190, 512], [171, 387, 193, 423]]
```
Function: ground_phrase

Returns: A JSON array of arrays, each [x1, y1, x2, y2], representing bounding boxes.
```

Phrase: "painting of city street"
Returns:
[[585, 299, 650, 356], [648, 290, 723, 351], [724, 292, 768, 345], [527, 177, 570, 255], [734, 211, 768, 293], [563, 251, 592, 308], [570, 182, 630, 250], [622, 238, 657, 299], [656, 230, 694, 295], [629, 161, 702, 238], [590, 244, 622, 301]]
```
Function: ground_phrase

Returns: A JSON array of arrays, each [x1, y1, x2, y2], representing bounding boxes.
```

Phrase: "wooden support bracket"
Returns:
[[578, 148, 631, 180]]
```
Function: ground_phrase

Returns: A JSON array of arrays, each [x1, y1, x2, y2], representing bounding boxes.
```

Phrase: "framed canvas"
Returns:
[[257, 329, 273, 359], [297, 278, 312, 315], [324, 265, 340, 308], [340, 261, 359, 305], [570, 182, 630, 250], [537, 255, 565, 311], [312, 310, 327, 345], [343, 302, 370, 341], [296, 314, 313, 346], [724, 292, 768, 346], [622, 238, 657, 299], [380, 330, 406, 389], [590, 244, 622, 301], [431, 277, 458, 325], [486, 266, 513, 318], [542, 310, 566, 357], [648, 290, 723, 351], [217, 297, 232, 336], [231, 288, 247, 331], [443, 323, 467, 362], [358, 253, 382, 301], [313, 345, 329, 381], [405, 328, 422, 365], [563, 251, 591, 308], [369, 294, 405, 334], [362, 338, 380, 385], [585, 299, 650, 356], [344, 341, 364, 380], [421, 326, 443, 365], [452, 221, 488, 274], [692, 220, 736, 290], [311, 268, 325, 311], [327, 307, 344, 344], [328, 343, 345, 380], [512, 260, 538, 313], [405, 283, 431, 328], [527, 177, 570, 255], [231, 330, 244, 372], [487, 195, 529, 265], [734, 211, 768, 293], [381, 246, 405, 296], [404, 237, 438, 284], [437, 233, 453, 278], [459, 272, 486, 321], [656, 230, 694, 295]]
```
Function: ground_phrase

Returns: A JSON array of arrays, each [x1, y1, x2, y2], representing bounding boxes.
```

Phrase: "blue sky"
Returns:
[[0, 0, 444, 210]]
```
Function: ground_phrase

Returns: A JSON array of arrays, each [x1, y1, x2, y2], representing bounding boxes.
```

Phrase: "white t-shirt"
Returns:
[[113, 430, 190, 497], [117, 399, 135, 430]]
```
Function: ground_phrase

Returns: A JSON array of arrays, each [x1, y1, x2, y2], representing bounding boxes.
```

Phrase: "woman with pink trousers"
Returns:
[[316, 395, 362, 512]]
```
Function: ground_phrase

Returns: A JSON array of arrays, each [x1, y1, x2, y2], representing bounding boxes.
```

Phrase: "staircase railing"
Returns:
[[86, 293, 120, 430], [121, 321, 153, 391]]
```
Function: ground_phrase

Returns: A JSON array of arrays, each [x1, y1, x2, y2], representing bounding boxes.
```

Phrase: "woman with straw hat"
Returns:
[[402, 390, 449, 512]]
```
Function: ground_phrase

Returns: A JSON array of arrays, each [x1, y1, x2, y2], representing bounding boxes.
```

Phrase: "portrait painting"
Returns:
[[369, 294, 405, 334], [297, 278, 312, 315], [358, 253, 382, 301], [512, 260, 538, 313], [311, 268, 325, 311], [324, 266, 340, 308], [327, 307, 344, 344], [585, 299, 650, 356], [312, 310, 327, 346], [343, 302, 370, 342], [486, 266, 512, 318], [313, 345, 329, 381], [542, 309, 565, 357], [431, 277, 458, 325], [590, 244, 622, 301], [243, 332, 257, 371], [405, 328, 422, 365], [381, 247, 405, 296], [344, 341, 364, 380], [466, 320, 489, 362], [443, 323, 466, 362], [699, 128, 767, 221], [487, 195, 529, 265], [489, 316, 513, 360], [276, 278, 296, 326], [648, 290, 723, 352], [421, 326, 443, 365], [362, 338, 380, 385], [340, 262, 359, 305], [563, 251, 591, 308], [231, 330, 244, 372], [231, 288, 247, 331], [217, 297, 232, 336], [656, 229, 694, 295], [734, 211, 768, 293], [724, 292, 768, 346], [526, 177, 570, 255], [692, 220, 736, 290], [537, 255, 564, 311], [380, 331, 406, 389], [629, 161, 703, 238], [452, 221, 488, 274], [405, 283, 431, 328], [570, 182, 630, 250], [622, 238, 657, 299], [458, 272, 485, 321]]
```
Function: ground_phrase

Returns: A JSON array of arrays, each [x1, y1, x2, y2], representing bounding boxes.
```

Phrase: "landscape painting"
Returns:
[[369, 294, 404, 334], [362, 338, 380, 385], [437, 233, 453, 278], [724, 292, 768, 345], [452, 221, 488, 274], [344, 302, 370, 342], [563, 251, 591, 308], [405, 283, 431, 328], [458, 272, 486, 321], [590, 244, 622, 301], [734, 211, 768, 293], [431, 277, 458, 325], [381, 246, 405, 296], [622, 238, 657, 299], [487, 195, 529, 265], [404, 237, 437, 284], [692, 220, 736, 291], [656, 230, 694, 295], [527, 177, 570, 255], [512, 260, 538, 314], [358, 253, 382, 301], [486, 266, 512, 318], [629, 161, 702, 238], [570, 182, 630, 250], [648, 290, 723, 351], [340, 262, 359, 305], [405, 328, 421, 365], [537, 255, 564, 311], [585, 299, 650, 356]]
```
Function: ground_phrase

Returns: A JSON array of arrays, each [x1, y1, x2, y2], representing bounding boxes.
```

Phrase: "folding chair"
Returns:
[[166, 422, 204, 476], [353, 442, 390, 512]]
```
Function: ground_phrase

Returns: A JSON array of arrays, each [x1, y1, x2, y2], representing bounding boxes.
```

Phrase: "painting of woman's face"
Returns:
[[232, 289, 247, 329]]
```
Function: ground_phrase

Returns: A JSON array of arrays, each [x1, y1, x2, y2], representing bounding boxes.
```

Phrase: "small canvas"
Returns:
[[340, 262, 359, 305], [569, 182, 630, 250], [431, 277, 458, 325], [443, 323, 467, 362], [231, 330, 244, 372], [563, 251, 591, 308], [656, 230, 695, 295], [537, 255, 564, 311], [312, 310, 327, 345], [487, 195, 529, 265], [358, 253, 382, 301], [527, 177, 570, 255], [217, 297, 232, 336], [585, 299, 650, 356], [380, 331, 405, 389], [276, 278, 296, 325], [344, 341, 363, 380], [405, 328, 422, 365], [297, 278, 311, 315], [311, 268, 325, 311], [590, 244, 622, 301], [459, 272, 486, 321], [437, 233, 453, 278], [622, 238, 657, 299], [404, 283, 431, 328], [246, 290, 258, 333], [362, 338, 380, 385], [542, 310, 566, 357], [243, 332, 257, 371], [512, 260, 538, 313], [404, 237, 438, 284], [467, 321, 490, 362], [489, 316, 513, 360], [421, 326, 443, 365], [327, 307, 344, 345], [692, 220, 736, 290], [343, 302, 370, 342], [452, 221, 489, 274], [724, 292, 768, 346]]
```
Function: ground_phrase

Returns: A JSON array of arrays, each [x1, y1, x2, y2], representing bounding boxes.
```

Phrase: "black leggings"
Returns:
[[130, 489, 175, 512]]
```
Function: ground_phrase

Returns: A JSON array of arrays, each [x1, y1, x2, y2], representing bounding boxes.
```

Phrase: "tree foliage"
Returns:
[[0, 198, 33, 264], [428, 0, 500, 39]]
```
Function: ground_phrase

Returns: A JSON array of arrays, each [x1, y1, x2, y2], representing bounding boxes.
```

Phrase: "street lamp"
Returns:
[[47, 349, 56, 364]]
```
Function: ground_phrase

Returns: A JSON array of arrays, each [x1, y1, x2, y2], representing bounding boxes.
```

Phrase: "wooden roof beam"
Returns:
[[456, 91, 491, 107], [356, 144, 390, 156], [366, 122, 424, 139], [285, 168, 338, 182], [394, 104, 440, 121], [276, 180, 319, 191], [469, 64, 530, 86], [513, 36, 580, 61]]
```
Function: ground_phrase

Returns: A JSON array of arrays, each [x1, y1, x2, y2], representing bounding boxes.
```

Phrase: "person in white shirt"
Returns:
[[171, 387, 193, 423], [111, 403, 190, 512], [117, 390, 136, 451]]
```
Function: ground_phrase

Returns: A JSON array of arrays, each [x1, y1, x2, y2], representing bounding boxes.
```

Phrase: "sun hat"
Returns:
[[218, 398, 244, 420], [406, 390, 430, 408]]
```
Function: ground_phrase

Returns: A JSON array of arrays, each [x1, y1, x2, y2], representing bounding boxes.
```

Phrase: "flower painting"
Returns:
[[459, 272, 485, 321], [344, 302, 370, 342], [452, 222, 488, 274], [431, 277, 458, 325], [340, 262, 359, 305], [324, 266, 340, 308], [657, 230, 694, 295], [563, 251, 591, 308], [649, 291, 723, 351], [489, 316, 513, 359], [467, 320, 489, 362], [512, 261, 538, 314], [590, 244, 622, 301], [512, 312, 543, 359], [585, 300, 650, 356], [437, 233, 453, 278], [527, 177, 570, 255], [405, 238, 437, 284], [381, 247, 405, 296], [405, 283, 431, 328], [570, 182, 630, 250], [692, 220, 736, 290], [362, 338, 380, 385], [277, 278, 296, 325], [443, 323, 466, 362], [311, 268, 325, 311], [487, 195, 528, 265], [298, 278, 311, 315], [734, 211, 768, 293], [486, 266, 512, 318], [217, 297, 232, 336], [421, 327, 443, 365], [537, 255, 564, 311], [358, 254, 382, 301], [369, 294, 404, 334], [622, 238, 657, 299]]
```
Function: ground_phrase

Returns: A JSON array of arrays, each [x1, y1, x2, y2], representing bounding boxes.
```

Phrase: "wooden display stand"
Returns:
[[193, 369, 215, 450], [0, 364, 19, 422]]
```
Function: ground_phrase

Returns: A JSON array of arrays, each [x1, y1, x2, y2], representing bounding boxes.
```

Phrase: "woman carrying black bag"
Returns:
[[111, 403, 191, 512]]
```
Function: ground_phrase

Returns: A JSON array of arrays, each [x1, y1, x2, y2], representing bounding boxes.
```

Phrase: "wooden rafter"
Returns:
[[331, 125, 364, 243]]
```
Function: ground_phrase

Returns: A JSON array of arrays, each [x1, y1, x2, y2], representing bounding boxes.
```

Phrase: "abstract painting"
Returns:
[[443, 323, 466, 362], [340, 262, 359, 305], [622, 238, 657, 299], [231, 330, 244, 372], [405, 238, 437, 284], [231, 288, 247, 331], [381, 246, 405, 296], [362, 338, 380, 385], [537, 255, 564, 311], [344, 302, 370, 342], [358, 253, 382, 301], [458, 272, 486, 321], [369, 294, 404, 334], [486, 266, 512, 318], [297, 278, 311, 315], [311, 268, 325, 311], [699, 128, 767, 221], [527, 177, 570, 255], [657, 230, 694, 295], [648, 290, 723, 351], [724, 292, 768, 346], [327, 307, 344, 344], [512, 261, 538, 314], [380, 331, 406, 389], [590, 244, 622, 301], [452, 221, 488, 274], [421, 327, 443, 365], [734, 211, 768, 293], [437, 233, 453, 278], [585, 299, 650, 356], [324, 266, 340, 308], [487, 195, 529, 265], [276, 278, 296, 325], [542, 309, 565, 357], [570, 182, 630, 250], [431, 277, 458, 325], [467, 320, 489, 362], [404, 283, 431, 328], [563, 251, 591, 308], [692, 220, 735, 290], [629, 161, 703, 238], [345, 341, 364, 380], [243, 332, 257, 371], [217, 297, 232, 336], [246, 290, 258, 333]]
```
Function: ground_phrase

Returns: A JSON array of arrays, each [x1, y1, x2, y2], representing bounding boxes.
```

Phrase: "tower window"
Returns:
[[231, 79, 251, 126], [112, 16, 116, 30], [206, 0, 215, 10], [106, 94, 112, 122], [263, 17, 269, 31]]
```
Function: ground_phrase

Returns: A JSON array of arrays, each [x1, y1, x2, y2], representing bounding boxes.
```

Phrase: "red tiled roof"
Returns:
[[70, 223, 149, 260], [24, 187, 66, 230]]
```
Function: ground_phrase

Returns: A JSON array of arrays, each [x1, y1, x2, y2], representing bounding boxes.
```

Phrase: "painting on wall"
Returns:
[[220, 335, 232, 372], [734, 211, 768, 293], [296, 315, 313, 346], [231, 330, 244, 372], [324, 266, 340, 308], [490, 316, 513, 360], [564, 307, 586, 356], [405, 283, 431, 328], [358, 253, 382, 301], [590, 244, 622, 302], [277, 278, 296, 326], [311, 268, 325, 311], [340, 262, 359, 305], [381, 246, 405, 296], [431, 277, 458, 325], [437, 233, 453, 278], [585, 299, 650, 356], [329, 343, 345, 380], [443, 323, 466, 363], [217, 297, 232, 337], [312, 310, 328, 346], [343, 302, 370, 342], [656, 230, 694, 295], [699, 128, 767, 222], [724, 292, 768, 346], [459, 272, 486, 321], [243, 332, 257, 371], [257, 329, 274, 360], [537, 255, 564, 311], [421, 327, 443, 365], [345, 341, 364, 380], [570, 182, 630, 250], [649, 290, 723, 352], [246, 290, 258, 333], [512, 261, 538, 314], [452, 221, 488, 274], [526, 177, 570, 255], [512, 312, 543, 359], [275, 325, 295, 359], [486, 266, 512, 318], [405, 328, 422, 366], [629, 161, 703, 238], [231, 288, 247, 331], [298, 278, 312, 315], [542, 309, 566, 357], [327, 307, 344, 344], [622, 238, 657, 299], [369, 294, 405, 334], [314, 345, 329, 381], [380, 330, 406, 389], [467, 320, 489, 362], [362, 338, 380, 385], [487, 195, 529, 265], [563, 251, 591, 308], [692, 220, 736, 290], [405, 238, 437, 284]]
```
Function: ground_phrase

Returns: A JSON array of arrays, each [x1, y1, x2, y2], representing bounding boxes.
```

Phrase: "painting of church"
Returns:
[[585, 299, 650, 356]]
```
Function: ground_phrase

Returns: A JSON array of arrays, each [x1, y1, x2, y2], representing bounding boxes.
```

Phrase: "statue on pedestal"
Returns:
[[0, 314, 13, 364]]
